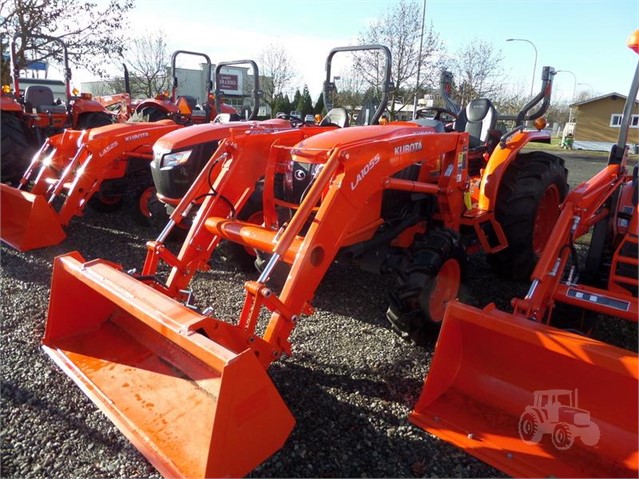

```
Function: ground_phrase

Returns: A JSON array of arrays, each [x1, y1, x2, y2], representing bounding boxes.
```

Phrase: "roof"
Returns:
[[570, 92, 638, 108]]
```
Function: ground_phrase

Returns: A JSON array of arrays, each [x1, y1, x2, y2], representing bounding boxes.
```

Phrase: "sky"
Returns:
[[76, 0, 639, 104]]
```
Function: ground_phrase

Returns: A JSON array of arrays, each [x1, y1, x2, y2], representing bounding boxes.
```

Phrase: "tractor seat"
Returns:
[[24, 85, 66, 113], [460, 98, 497, 149], [320, 107, 349, 128]]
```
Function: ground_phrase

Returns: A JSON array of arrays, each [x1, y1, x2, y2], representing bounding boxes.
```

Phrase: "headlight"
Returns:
[[162, 149, 193, 167]]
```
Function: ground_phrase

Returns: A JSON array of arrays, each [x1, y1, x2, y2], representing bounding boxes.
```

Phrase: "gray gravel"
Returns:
[[1, 198, 635, 478]]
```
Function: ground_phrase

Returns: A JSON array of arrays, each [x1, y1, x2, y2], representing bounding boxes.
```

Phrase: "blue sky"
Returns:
[[88, 0, 639, 103]]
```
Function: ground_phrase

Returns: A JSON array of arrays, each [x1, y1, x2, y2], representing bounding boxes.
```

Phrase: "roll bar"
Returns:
[[170, 50, 213, 102], [11, 33, 72, 105], [439, 70, 461, 114], [611, 59, 639, 164], [214, 60, 262, 121], [500, 66, 557, 126], [323, 44, 394, 125]]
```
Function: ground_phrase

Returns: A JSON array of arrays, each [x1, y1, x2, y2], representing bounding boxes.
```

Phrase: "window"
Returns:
[[610, 114, 639, 128]]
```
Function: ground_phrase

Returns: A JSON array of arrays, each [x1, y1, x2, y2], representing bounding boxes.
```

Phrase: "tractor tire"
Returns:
[[386, 229, 467, 347], [76, 111, 113, 130], [548, 302, 597, 336], [518, 411, 543, 444], [552, 422, 575, 450], [133, 186, 170, 228], [88, 192, 124, 212], [580, 422, 601, 447], [488, 152, 568, 281], [1, 113, 32, 185]]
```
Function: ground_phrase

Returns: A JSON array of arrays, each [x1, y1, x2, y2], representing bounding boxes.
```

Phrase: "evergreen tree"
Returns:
[[296, 85, 313, 115], [314, 93, 325, 115], [292, 89, 302, 111]]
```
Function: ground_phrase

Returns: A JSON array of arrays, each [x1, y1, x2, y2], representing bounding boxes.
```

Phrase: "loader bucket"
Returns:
[[0, 183, 66, 251], [42, 252, 295, 478], [411, 301, 638, 478]]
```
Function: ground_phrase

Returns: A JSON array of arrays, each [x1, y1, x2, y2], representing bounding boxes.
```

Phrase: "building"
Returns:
[[570, 93, 639, 151]]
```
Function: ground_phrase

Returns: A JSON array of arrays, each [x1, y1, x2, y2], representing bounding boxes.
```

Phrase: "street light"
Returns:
[[412, 0, 427, 120], [506, 38, 538, 97], [557, 69, 577, 122]]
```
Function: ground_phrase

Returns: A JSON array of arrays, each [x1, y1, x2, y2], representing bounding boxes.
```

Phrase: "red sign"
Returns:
[[219, 74, 238, 91]]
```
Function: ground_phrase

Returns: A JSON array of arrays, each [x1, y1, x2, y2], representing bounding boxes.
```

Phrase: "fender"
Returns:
[[0, 95, 23, 113], [478, 130, 551, 212]]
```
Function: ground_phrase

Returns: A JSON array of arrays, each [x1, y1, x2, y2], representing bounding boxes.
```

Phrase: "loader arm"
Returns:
[[511, 157, 633, 322], [142, 127, 328, 297]]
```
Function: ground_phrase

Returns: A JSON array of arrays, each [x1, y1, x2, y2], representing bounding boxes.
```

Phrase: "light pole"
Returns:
[[557, 70, 577, 123], [412, 0, 427, 120], [506, 38, 538, 97]]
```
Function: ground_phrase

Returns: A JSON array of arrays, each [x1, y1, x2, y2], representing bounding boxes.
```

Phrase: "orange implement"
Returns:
[[411, 301, 638, 478], [42, 252, 295, 478], [0, 184, 66, 251]]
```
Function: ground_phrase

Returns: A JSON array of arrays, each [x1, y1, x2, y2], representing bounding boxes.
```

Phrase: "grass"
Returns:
[[521, 136, 638, 188]]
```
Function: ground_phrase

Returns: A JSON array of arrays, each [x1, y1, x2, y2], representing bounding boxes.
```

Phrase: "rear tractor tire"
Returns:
[[386, 229, 467, 347], [1, 113, 32, 185], [518, 411, 543, 445], [489, 152, 568, 281]]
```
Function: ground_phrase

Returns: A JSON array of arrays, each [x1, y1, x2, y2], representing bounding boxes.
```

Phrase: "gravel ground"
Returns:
[[1, 186, 636, 478]]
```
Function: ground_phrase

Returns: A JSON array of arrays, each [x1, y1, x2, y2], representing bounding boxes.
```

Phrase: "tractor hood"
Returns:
[[292, 123, 435, 162], [153, 118, 291, 153]]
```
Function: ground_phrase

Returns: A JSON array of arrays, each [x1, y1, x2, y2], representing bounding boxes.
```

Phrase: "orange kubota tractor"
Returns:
[[41, 46, 569, 476], [410, 31, 639, 478], [1, 33, 115, 184], [0, 51, 243, 252], [130, 50, 237, 124], [148, 46, 393, 228]]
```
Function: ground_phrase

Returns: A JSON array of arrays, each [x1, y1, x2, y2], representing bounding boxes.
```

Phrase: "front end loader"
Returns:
[[0, 121, 183, 251], [410, 31, 639, 478]]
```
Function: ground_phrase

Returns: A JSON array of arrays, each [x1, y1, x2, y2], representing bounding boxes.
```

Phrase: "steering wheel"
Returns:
[[275, 113, 304, 127], [415, 107, 458, 123]]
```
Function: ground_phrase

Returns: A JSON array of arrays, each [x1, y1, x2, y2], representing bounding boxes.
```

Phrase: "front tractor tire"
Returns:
[[386, 229, 467, 347], [133, 186, 170, 228], [489, 152, 568, 281]]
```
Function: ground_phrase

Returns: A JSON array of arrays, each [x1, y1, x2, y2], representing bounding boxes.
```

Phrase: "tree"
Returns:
[[257, 43, 297, 116], [356, 0, 444, 119], [296, 85, 313, 115], [446, 38, 505, 107], [292, 88, 301, 111], [123, 31, 171, 98], [272, 92, 292, 116], [314, 93, 325, 115], [1, 0, 134, 84]]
